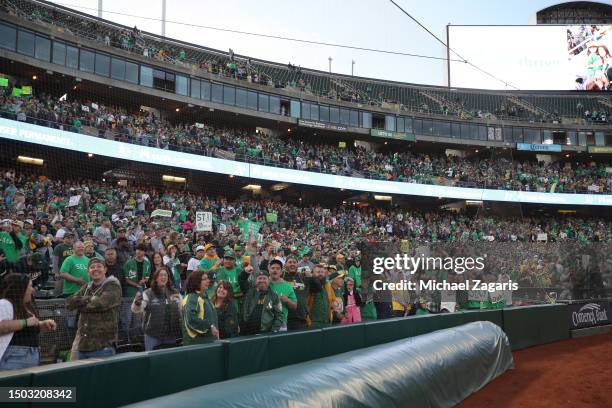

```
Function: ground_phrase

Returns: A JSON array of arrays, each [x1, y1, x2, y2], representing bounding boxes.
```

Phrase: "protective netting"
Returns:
[[0, 53, 610, 371]]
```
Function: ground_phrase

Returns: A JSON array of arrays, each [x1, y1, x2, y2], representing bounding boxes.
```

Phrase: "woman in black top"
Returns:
[[212, 281, 239, 339], [0, 274, 57, 370], [131, 267, 182, 351]]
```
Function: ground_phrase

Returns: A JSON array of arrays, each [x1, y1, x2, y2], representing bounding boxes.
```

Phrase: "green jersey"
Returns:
[[60, 254, 90, 295], [216, 266, 242, 298], [123, 258, 152, 297], [199, 256, 220, 271], [53, 243, 73, 270], [348, 265, 362, 287], [269, 280, 297, 324], [0, 231, 26, 263]]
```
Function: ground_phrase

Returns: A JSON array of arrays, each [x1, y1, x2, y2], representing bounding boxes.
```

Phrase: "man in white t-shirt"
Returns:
[[187, 245, 206, 276]]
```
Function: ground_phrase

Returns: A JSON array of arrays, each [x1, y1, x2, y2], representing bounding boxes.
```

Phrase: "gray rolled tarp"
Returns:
[[125, 321, 513, 408]]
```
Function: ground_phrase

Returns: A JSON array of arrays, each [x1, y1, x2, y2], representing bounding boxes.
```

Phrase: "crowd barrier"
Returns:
[[0, 304, 568, 408]]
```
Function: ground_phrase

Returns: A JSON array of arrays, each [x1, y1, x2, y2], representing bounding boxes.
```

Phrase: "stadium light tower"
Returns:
[[97, 0, 102, 18], [328, 57, 332, 73], [351, 60, 355, 76]]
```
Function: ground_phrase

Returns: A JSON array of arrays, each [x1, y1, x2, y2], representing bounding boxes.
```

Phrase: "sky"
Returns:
[[49, 0, 569, 86]]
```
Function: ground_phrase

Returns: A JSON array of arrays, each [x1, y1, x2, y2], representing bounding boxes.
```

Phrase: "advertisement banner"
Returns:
[[298, 119, 347, 132], [588, 146, 612, 154], [195, 211, 213, 232], [517, 143, 562, 152], [449, 24, 612, 91], [567, 301, 611, 329], [370, 129, 416, 141]]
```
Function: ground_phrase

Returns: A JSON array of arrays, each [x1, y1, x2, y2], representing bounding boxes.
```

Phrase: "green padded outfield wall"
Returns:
[[147, 343, 225, 399], [124, 322, 514, 408], [502, 304, 569, 350]]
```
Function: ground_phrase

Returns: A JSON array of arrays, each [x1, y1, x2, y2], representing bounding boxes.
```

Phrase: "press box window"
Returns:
[[79, 50, 95, 73], [0, 23, 16, 51], [17, 30, 35, 56], [34, 36, 51, 62]]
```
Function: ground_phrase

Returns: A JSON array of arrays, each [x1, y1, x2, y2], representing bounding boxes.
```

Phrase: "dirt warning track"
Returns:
[[459, 332, 612, 408]]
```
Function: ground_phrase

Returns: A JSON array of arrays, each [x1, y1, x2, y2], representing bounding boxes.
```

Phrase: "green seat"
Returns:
[[320, 324, 365, 357], [148, 343, 225, 399], [267, 330, 323, 370], [224, 335, 269, 379]]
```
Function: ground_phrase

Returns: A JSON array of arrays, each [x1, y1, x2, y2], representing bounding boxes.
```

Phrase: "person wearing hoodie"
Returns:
[[66, 258, 122, 360]]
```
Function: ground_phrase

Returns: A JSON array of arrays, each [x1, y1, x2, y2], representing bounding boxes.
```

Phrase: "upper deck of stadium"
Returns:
[[0, 0, 611, 131], [0, 0, 610, 206]]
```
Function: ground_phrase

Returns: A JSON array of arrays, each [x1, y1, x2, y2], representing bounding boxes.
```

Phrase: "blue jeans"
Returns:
[[144, 335, 177, 351], [0, 346, 40, 370], [75, 347, 116, 360]]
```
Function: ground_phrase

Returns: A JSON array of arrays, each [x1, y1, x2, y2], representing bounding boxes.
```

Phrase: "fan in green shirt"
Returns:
[[269, 280, 298, 325], [59, 242, 90, 296], [267, 259, 297, 326], [93, 202, 108, 214], [0, 230, 27, 263], [216, 251, 244, 309]]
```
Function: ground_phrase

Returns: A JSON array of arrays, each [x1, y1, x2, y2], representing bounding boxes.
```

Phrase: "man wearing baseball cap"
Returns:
[[283, 255, 309, 330], [267, 258, 297, 331], [199, 243, 221, 273], [187, 245, 206, 276], [215, 250, 243, 304], [329, 270, 346, 298], [234, 244, 250, 268], [238, 266, 283, 335]]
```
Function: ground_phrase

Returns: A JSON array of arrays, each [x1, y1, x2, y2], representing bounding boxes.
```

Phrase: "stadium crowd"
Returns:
[[1, 90, 611, 194], [0, 165, 610, 369], [2, 0, 611, 124]]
